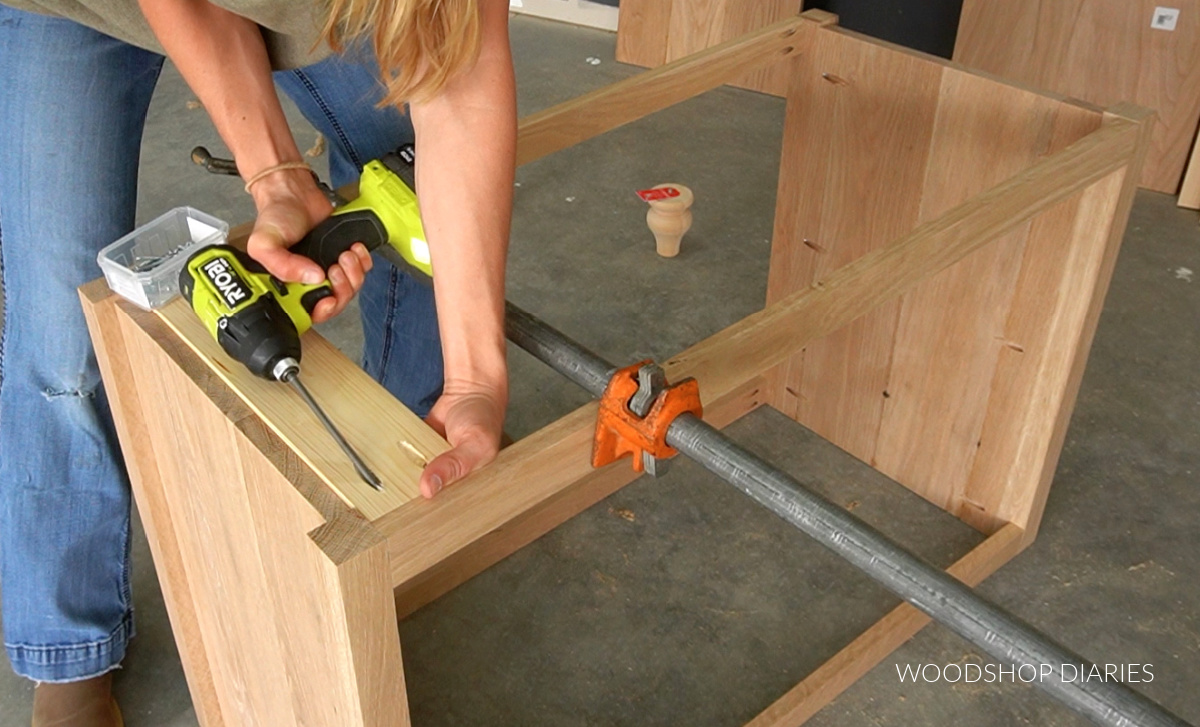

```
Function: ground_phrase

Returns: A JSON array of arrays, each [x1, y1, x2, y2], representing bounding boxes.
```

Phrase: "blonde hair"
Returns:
[[322, 0, 482, 106]]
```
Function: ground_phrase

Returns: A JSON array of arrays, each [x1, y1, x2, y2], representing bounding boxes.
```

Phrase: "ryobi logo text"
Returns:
[[200, 257, 252, 309]]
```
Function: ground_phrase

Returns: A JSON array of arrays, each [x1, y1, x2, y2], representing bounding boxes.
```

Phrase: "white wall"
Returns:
[[509, 0, 619, 31]]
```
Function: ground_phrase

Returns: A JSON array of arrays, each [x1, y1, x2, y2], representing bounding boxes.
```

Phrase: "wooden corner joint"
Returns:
[[1102, 101, 1158, 127], [799, 8, 839, 26]]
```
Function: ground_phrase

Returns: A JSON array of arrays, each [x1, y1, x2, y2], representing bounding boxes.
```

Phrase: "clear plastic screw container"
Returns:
[[97, 206, 229, 310]]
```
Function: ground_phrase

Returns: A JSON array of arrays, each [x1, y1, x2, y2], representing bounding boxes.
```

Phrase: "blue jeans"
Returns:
[[0, 6, 442, 682]]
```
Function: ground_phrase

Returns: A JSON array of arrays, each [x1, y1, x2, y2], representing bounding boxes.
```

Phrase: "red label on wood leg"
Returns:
[[636, 187, 681, 202]]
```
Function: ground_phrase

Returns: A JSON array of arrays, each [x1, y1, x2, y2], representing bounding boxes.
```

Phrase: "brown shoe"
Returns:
[[32, 672, 123, 727]]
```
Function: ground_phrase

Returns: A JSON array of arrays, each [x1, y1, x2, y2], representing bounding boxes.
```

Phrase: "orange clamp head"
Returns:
[[592, 361, 703, 473]]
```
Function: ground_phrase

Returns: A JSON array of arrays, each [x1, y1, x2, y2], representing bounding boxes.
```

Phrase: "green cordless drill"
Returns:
[[288, 144, 431, 277], [179, 144, 432, 490], [179, 244, 383, 490], [180, 245, 325, 381]]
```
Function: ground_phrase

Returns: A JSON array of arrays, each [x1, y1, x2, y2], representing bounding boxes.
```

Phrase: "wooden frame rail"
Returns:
[[517, 14, 810, 165], [82, 10, 1154, 727], [377, 106, 1145, 592]]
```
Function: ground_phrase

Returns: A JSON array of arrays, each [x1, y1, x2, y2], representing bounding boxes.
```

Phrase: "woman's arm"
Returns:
[[410, 0, 516, 497], [141, 0, 515, 495], [136, 0, 370, 321]]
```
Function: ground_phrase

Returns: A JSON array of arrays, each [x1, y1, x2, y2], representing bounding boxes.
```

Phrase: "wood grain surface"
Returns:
[[79, 18, 1153, 726], [154, 297, 447, 521], [955, 0, 1200, 194]]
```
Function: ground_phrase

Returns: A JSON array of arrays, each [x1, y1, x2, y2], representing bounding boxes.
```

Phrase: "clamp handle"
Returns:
[[190, 146, 239, 176]]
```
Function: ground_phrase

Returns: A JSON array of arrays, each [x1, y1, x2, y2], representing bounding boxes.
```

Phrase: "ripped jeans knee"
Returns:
[[41, 384, 98, 401]]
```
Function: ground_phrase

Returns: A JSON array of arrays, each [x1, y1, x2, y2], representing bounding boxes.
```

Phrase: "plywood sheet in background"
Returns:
[[954, 0, 1200, 194]]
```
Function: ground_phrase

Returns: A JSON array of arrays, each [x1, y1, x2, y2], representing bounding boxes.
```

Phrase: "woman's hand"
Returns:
[[134, 1, 372, 324], [245, 168, 373, 323], [419, 378, 508, 498]]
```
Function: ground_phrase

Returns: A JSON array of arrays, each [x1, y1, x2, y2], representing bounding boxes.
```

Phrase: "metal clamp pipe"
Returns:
[[505, 301, 616, 397], [666, 413, 1190, 727], [503, 300, 1191, 727]]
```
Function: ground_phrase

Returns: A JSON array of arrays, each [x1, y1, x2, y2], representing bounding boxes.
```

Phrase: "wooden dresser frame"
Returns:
[[81, 11, 1152, 726]]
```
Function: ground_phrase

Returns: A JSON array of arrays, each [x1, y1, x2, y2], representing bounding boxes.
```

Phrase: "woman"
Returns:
[[0, 1, 514, 723]]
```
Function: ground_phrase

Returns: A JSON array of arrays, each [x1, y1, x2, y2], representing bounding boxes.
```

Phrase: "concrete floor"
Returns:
[[3, 15, 1200, 727]]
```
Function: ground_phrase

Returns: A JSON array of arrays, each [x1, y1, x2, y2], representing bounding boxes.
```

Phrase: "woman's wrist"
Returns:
[[243, 160, 313, 194], [246, 165, 330, 216], [441, 336, 508, 395]]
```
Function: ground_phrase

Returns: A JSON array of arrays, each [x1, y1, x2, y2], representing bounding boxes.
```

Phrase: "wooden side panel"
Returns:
[[871, 70, 1103, 515], [80, 285, 225, 727], [955, 174, 1122, 533], [965, 106, 1155, 536], [237, 439, 408, 727], [766, 27, 944, 462], [763, 24, 1148, 532], [955, 0, 1200, 193], [96, 299, 408, 727], [118, 312, 300, 725], [615, 0, 801, 95]]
